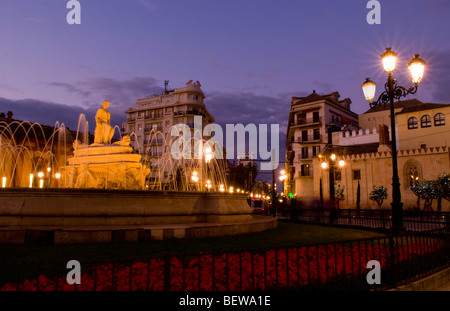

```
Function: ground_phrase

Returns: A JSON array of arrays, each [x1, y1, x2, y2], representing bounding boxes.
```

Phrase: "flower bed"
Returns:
[[1, 239, 441, 291]]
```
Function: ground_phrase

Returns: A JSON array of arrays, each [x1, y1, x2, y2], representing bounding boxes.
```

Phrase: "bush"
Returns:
[[369, 186, 388, 207]]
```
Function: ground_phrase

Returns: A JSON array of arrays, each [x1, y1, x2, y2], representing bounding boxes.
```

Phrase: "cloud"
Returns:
[[206, 91, 290, 130], [136, 0, 157, 12], [0, 97, 93, 131], [50, 76, 165, 112], [425, 50, 450, 103], [204, 91, 294, 166]]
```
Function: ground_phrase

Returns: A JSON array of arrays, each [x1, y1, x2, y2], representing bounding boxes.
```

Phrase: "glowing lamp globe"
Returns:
[[408, 54, 426, 84], [361, 78, 376, 102], [381, 48, 397, 72]]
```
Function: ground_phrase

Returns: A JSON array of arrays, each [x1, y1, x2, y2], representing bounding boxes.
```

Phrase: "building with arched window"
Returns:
[[396, 102, 450, 150], [305, 100, 450, 211]]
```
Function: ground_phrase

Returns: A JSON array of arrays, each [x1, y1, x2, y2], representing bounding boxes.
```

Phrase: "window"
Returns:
[[335, 171, 342, 181], [352, 170, 361, 180], [302, 130, 308, 142], [434, 113, 445, 126], [421, 115, 431, 128], [313, 129, 320, 140], [137, 124, 142, 131], [313, 111, 320, 123], [312, 146, 320, 157], [404, 160, 421, 189], [408, 117, 418, 129], [301, 164, 311, 177], [301, 147, 309, 159], [297, 113, 306, 125]]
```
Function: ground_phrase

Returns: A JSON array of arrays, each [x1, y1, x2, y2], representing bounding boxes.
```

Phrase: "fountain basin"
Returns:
[[0, 189, 277, 244]]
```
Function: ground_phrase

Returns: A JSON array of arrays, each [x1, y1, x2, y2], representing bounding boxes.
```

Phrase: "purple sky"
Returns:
[[1, 0, 449, 176]]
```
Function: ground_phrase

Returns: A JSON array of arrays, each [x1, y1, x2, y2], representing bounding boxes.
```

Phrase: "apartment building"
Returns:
[[285, 90, 358, 200], [122, 80, 215, 186]]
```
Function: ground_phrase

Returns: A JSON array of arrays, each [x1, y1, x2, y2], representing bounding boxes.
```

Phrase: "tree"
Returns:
[[436, 173, 450, 201], [334, 182, 345, 208], [226, 161, 258, 192], [369, 186, 388, 208], [411, 180, 440, 211], [356, 181, 361, 210]]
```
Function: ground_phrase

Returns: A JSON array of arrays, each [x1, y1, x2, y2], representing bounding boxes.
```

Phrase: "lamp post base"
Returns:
[[390, 201, 405, 234]]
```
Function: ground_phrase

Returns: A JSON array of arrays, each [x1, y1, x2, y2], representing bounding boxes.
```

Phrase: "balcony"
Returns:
[[291, 117, 322, 127], [144, 114, 163, 119], [144, 138, 164, 145], [300, 133, 322, 144], [147, 151, 163, 158], [144, 127, 163, 133]]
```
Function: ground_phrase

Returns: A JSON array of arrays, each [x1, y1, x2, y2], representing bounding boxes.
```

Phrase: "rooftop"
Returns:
[[362, 99, 450, 114]]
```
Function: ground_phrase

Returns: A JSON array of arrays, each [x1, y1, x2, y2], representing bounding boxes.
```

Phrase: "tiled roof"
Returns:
[[396, 102, 450, 114], [362, 99, 450, 114], [292, 91, 340, 105]]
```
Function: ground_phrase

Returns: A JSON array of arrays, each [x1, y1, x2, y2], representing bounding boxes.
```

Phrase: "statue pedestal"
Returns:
[[61, 144, 150, 190]]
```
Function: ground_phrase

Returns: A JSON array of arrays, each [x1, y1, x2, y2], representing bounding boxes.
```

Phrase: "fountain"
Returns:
[[0, 102, 277, 244], [59, 101, 150, 190]]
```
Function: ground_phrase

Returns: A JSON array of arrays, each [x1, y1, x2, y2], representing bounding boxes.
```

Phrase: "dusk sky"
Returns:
[[1, 0, 449, 173]]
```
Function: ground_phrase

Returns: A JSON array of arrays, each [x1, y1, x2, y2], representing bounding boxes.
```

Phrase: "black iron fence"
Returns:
[[282, 207, 450, 232], [0, 227, 449, 291]]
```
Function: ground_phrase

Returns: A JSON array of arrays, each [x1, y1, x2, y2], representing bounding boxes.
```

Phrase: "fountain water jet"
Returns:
[[0, 101, 276, 244]]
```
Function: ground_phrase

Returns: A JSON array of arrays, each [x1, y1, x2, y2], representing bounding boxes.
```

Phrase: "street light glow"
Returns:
[[361, 78, 376, 102], [381, 47, 397, 72], [408, 54, 426, 84]]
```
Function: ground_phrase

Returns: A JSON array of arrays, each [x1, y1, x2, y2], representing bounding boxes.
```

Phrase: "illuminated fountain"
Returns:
[[0, 101, 277, 244], [59, 101, 150, 190]]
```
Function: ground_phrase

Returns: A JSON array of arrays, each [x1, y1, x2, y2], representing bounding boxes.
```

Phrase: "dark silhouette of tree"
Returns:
[[369, 186, 388, 208]]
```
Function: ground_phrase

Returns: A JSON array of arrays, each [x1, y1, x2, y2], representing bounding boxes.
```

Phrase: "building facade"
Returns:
[[285, 91, 358, 200], [122, 80, 216, 187], [313, 99, 450, 211]]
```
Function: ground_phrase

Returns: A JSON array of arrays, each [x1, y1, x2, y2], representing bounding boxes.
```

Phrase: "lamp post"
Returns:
[[361, 48, 425, 233], [203, 145, 213, 191], [279, 169, 287, 195], [320, 154, 345, 224], [320, 154, 345, 207]]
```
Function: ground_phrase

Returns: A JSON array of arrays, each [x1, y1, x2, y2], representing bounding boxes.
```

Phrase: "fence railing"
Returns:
[[1, 227, 449, 291], [281, 208, 450, 232]]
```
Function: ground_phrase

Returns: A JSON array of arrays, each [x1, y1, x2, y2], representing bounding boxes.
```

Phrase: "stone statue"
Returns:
[[94, 101, 115, 145], [113, 135, 131, 146]]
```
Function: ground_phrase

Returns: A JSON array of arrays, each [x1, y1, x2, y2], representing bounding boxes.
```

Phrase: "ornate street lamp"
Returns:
[[361, 47, 426, 233], [319, 154, 345, 207]]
